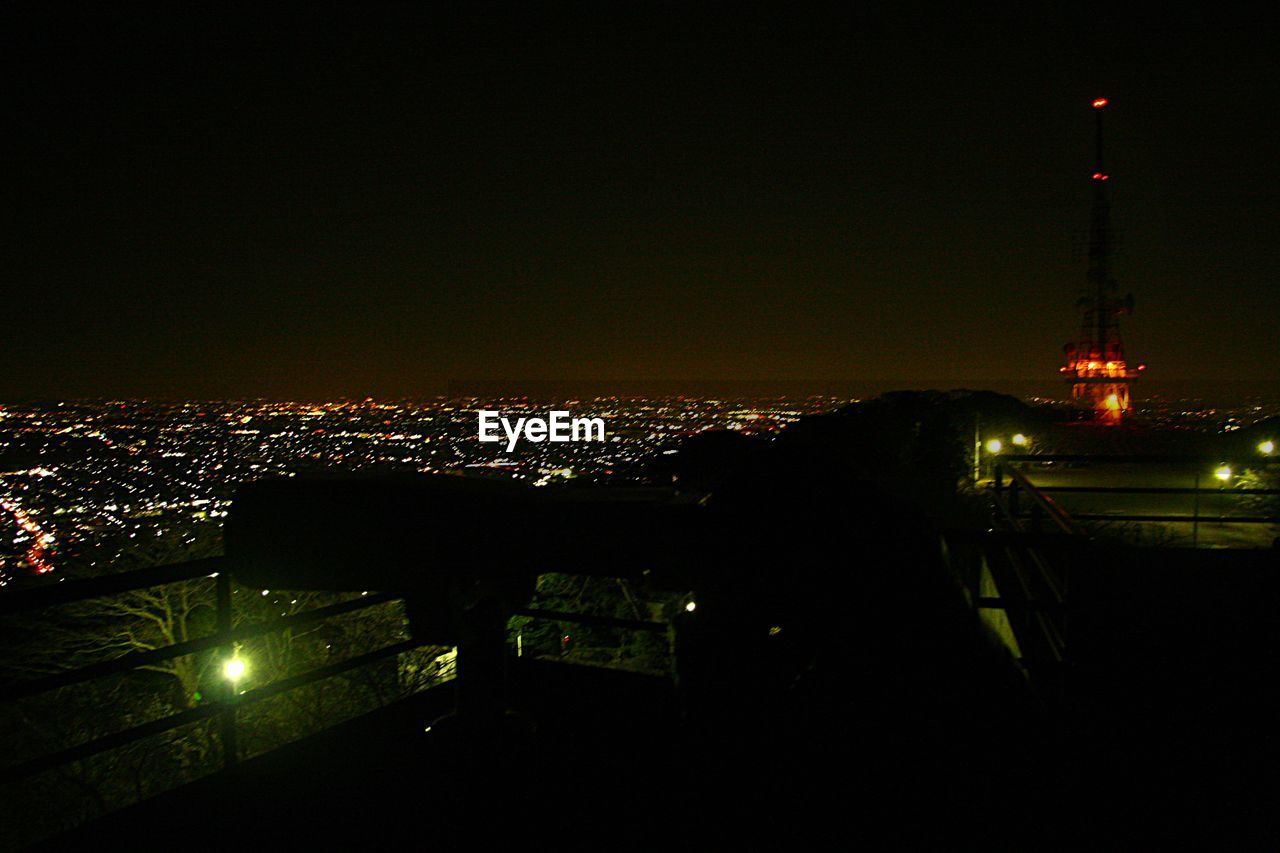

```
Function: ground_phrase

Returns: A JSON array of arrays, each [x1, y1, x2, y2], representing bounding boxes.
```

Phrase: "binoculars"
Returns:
[[224, 473, 710, 736], [225, 473, 705, 642]]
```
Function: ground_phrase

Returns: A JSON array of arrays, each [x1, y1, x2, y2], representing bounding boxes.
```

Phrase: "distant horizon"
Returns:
[[9, 9, 1280, 400], [4, 377, 1280, 407]]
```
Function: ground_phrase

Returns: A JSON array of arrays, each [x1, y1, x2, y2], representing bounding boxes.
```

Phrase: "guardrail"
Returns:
[[998, 454, 1280, 465], [963, 453, 1280, 693], [996, 454, 1280, 545], [0, 558, 419, 783], [993, 465, 1088, 537], [987, 485, 1074, 680], [0, 559, 674, 788]]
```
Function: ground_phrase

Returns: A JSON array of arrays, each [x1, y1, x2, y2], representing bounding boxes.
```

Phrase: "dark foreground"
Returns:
[[27, 459, 1280, 850], [41, 544, 1280, 851]]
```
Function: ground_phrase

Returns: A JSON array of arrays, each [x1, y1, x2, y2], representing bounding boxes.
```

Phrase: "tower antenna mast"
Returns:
[[1060, 97, 1143, 424]]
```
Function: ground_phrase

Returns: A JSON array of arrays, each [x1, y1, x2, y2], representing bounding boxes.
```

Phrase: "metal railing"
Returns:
[[959, 453, 1280, 693], [993, 465, 1088, 538], [0, 558, 673, 787], [997, 454, 1280, 547], [0, 558, 417, 783], [985, 479, 1075, 682]]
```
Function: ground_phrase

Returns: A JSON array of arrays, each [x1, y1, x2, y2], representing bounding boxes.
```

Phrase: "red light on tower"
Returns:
[[1066, 96, 1140, 424]]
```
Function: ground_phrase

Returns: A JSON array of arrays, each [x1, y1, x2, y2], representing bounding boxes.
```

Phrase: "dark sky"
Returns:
[[5, 5, 1279, 399]]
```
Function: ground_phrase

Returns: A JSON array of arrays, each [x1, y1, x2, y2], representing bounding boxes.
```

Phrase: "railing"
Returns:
[[943, 525, 1074, 698], [997, 454, 1280, 546], [940, 460, 1092, 692], [984, 481, 1076, 685], [0, 559, 674, 789], [959, 453, 1280, 694], [993, 465, 1087, 538], [0, 558, 417, 784]]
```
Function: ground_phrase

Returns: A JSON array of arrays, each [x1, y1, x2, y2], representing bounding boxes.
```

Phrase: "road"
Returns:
[[0, 496, 57, 576]]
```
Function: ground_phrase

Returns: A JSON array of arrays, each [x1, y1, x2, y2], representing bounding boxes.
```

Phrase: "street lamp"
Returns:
[[1259, 439, 1276, 456], [1212, 465, 1233, 529], [222, 655, 248, 685], [1011, 433, 1029, 447], [218, 651, 248, 766], [986, 438, 1003, 454]]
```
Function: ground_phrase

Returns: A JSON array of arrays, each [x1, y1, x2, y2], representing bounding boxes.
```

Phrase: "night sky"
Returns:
[[5, 6, 1279, 399]]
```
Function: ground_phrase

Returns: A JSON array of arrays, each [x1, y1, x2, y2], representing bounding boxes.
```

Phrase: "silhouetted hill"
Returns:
[[676, 389, 1046, 519]]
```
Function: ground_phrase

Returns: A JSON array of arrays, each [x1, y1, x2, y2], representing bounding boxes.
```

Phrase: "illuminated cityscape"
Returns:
[[4, 392, 1278, 590], [0, 396, 847, 587]]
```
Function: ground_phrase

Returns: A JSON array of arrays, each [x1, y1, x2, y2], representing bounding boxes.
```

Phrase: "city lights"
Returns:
[[1214, 465, 1232, 482], [0, 397, 847, 585], [2, 396, 1278, 592]]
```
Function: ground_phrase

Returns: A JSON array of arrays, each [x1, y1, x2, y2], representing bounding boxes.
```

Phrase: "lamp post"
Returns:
[[220, 649, 248, 767], [972, 417, 1024, 484], [223, 655, 248, 686], [1192, 470, 1201, 548], [973, 437, 1003, 484], [1214, 465, 1232, 526]]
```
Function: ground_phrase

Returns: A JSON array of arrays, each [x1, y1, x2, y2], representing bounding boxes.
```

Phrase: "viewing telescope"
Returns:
[[224, 473, 708, 734], [226, 473, 706, 637]]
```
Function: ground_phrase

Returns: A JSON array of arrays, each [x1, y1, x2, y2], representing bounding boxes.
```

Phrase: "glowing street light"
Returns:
[[1011, 433, 1028, 447], [685, 600, 697, 613], [222, 655, 248, 684], [1214, 465, 1233, 483], [985, 439, 1003, 454], [1259, 439, 1276, 456]]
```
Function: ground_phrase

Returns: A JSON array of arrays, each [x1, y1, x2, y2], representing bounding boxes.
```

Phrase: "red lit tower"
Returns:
[[1060, 97, 1143, 424]]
